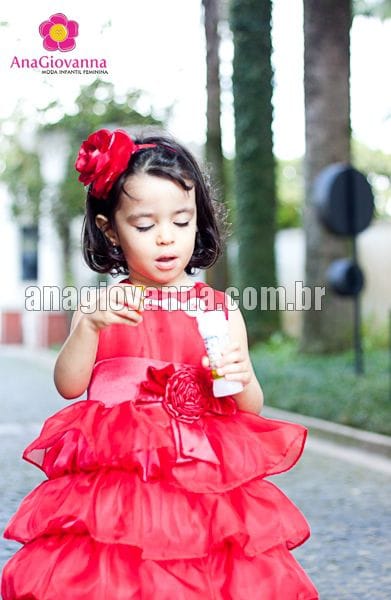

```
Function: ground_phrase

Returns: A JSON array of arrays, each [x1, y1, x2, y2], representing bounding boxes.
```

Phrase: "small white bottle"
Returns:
[[196, 310, 244, 397]]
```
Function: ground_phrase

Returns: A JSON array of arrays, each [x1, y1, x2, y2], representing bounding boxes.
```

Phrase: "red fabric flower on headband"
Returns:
[[75, 129, 156, 199]]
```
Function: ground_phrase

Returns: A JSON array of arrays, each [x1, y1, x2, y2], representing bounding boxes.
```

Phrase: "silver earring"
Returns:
[[112, 244, 122, 256]]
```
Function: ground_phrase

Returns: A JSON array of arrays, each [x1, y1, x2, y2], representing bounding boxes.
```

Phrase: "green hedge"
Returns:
[[251, 336, 390, 435]]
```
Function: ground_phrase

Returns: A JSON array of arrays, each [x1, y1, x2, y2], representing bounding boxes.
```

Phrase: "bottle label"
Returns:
[[204, 334, 228, 376]]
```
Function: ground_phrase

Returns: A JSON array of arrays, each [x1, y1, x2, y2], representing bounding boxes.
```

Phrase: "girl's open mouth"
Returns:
[[155, 256, 178, 270]]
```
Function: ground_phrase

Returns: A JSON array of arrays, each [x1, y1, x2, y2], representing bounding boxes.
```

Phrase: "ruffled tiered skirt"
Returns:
[[1, 396, 319, 599]]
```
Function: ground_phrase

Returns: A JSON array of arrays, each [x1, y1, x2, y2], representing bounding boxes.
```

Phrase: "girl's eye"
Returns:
[[135, 222, 189, 231], [136, 225, 154, 232]]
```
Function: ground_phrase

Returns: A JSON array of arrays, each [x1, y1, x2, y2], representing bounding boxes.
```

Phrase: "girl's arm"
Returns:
[[214, 304, 264, 415], [54, 285, 143, 399], [53, 309, 101, 399]]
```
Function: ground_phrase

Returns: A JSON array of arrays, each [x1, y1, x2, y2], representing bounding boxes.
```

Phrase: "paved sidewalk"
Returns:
[[1, 346, 390, 598]]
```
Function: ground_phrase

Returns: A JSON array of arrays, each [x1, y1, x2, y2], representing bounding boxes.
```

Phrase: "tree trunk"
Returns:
[[230, 0, 278, 343], [302, 0, 353, 353], [202, 0, 229, 291]]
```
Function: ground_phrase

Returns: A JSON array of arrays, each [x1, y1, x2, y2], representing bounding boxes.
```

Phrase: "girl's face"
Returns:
[[110, 173, 197, 288]]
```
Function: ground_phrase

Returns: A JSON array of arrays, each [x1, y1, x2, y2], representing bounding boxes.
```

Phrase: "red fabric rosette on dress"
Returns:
[[1, 282, 318, 599]]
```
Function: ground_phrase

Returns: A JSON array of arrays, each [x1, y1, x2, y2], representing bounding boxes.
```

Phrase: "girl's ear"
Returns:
[[95, 214, 119, 245]]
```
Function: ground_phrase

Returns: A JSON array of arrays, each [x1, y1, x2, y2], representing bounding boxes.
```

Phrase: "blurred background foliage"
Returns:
[[1, 139, 43, 224], [354, 0, 391, 18]]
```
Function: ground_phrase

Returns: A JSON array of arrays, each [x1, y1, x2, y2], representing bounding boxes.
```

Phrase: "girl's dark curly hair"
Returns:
[[81, 133, 225, 275]]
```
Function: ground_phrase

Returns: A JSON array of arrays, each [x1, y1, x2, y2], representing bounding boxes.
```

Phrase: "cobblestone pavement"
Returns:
[[1, 349, 390, 599]]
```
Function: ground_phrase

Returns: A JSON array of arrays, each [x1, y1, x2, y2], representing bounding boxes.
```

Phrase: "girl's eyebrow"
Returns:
[[128, 207, 195, 220], [173, 207, 195, 215]]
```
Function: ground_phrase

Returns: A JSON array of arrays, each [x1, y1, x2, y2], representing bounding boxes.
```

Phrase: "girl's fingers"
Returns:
[[221, 341, 240, 355], [97, 285, 144, 314], [202, 350, 251, 386], [115, 307, 143, 324], [123, 285, 144, 312], [224, 371, 252, 385], [97, 304, 143, 326], [216, 361, 247, 376], [216, 350, 243, 368]]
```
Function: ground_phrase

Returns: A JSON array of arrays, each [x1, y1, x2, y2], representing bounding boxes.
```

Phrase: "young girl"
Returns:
[[1, 128, 318, 599]]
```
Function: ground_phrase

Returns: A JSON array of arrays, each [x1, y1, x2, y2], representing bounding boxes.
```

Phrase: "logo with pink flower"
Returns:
[[39, 13, 79, 52]]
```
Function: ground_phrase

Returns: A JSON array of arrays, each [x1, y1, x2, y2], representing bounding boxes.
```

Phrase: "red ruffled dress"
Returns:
[[1, 282, 318, 599]]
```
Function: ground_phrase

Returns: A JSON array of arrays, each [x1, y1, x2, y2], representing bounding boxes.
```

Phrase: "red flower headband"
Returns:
[[75, 128, 157, 199]]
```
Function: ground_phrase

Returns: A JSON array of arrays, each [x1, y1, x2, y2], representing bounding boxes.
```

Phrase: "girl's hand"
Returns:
[[77, 284, 144, 333], [201, 340, 252, 388]]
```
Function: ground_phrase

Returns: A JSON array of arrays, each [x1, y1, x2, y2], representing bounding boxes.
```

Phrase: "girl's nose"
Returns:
[[156, 224, 175, 245]]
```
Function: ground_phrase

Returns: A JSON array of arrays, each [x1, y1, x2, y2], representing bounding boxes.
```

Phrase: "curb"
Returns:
[[262, 405, 391, 461]]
